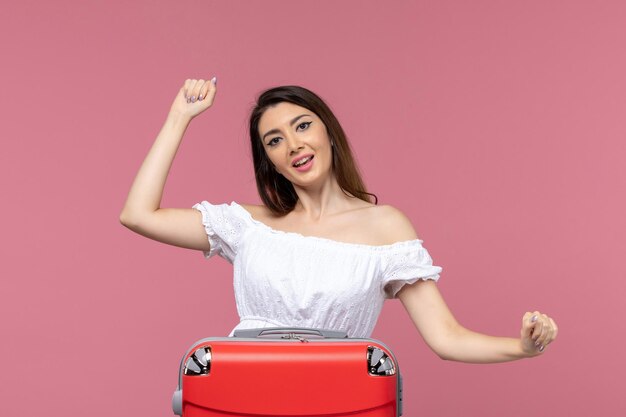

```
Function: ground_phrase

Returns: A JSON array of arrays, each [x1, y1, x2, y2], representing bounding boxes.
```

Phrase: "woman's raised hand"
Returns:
[[169, 76, 218, 120], [520, 311, 558, 357], [119, 75, 221, 252]]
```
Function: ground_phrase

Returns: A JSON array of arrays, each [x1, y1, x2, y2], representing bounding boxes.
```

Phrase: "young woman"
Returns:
[[120, 76, 558, 363]]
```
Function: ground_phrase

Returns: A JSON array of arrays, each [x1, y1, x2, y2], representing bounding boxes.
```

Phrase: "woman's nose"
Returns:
[[286, 134, 304, 154]]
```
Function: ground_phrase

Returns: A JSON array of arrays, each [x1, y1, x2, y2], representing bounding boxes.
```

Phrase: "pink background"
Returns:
[[1, 1, 624, 415]]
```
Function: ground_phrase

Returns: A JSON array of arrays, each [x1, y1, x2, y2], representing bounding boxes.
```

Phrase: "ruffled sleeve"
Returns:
[[381, 239, 443, 299], [191, 201, 248, 263]]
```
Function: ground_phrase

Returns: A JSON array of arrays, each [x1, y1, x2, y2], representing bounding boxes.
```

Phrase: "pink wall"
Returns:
[[1, 1, 624, 415]]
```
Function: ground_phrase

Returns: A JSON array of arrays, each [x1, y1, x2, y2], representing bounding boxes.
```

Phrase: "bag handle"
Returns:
[[233, 326, 348, 339]]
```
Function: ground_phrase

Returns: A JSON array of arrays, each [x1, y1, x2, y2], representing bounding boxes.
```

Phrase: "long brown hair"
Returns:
[[249, 85, 377, 215]]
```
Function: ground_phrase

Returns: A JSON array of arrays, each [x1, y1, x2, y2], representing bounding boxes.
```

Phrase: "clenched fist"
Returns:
[[169, 76, 218, 120], [520, 311, 558, 357]]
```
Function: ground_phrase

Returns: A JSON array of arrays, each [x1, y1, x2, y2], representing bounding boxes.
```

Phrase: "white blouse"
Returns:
[[192, 201, 443, 338]]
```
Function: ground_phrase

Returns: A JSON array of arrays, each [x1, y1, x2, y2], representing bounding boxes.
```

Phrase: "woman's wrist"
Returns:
[[518, 338, 540, 359], [166, 109, 193, 127]]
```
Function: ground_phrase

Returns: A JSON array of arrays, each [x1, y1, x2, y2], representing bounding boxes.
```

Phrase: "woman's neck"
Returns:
[[291, 176, 354, 221]]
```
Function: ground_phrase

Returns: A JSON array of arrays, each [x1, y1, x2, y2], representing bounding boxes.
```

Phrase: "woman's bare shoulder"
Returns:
[[238, 203, 273, 221], [367, 204, 420, 242]]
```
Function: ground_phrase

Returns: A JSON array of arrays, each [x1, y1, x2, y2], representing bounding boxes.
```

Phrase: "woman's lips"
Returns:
[[293, 155, 314, 172]]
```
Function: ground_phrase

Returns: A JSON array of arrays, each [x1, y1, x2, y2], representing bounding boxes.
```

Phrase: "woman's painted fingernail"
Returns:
[[539, 345, 545, 352], [211, 76, 217, 85], [198, 94, 203, 100], [531, 315, 538, 323], [191, 96, 196, 102]]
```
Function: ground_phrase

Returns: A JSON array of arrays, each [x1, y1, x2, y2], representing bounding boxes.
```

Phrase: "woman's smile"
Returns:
[[292, 154, 315, 171]]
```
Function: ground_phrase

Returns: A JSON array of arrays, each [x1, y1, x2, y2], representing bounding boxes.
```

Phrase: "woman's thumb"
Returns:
[[202, 76, 218, 105], [521, 312, 537, 339]]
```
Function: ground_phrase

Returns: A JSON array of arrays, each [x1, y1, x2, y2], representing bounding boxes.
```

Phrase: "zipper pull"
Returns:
[[281, 332, 309, 342]]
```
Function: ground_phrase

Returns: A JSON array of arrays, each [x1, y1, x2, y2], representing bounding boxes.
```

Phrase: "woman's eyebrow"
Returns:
[[262, 114, 311, 141]]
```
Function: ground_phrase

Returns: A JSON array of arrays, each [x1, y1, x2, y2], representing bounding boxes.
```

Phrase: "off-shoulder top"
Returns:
[[192, 201, 443, 338]]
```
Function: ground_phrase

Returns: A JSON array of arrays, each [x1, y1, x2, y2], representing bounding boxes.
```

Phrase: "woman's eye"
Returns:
[[267, 137, 281, 146], [297, 121, 312, 131]]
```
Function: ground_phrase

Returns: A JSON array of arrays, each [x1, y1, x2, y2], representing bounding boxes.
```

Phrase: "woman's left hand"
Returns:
[[520, 311, 558, 357]]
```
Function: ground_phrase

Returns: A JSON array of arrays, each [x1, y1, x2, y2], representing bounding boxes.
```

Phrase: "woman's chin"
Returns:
[[287, 168, 334, 190]]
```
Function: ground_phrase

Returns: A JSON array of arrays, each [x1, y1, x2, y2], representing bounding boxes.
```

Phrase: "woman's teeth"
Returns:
[[293, 156, 312, 167]]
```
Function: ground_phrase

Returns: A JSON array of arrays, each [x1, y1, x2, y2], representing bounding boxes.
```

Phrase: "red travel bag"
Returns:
[[172, 327, 403, 416]]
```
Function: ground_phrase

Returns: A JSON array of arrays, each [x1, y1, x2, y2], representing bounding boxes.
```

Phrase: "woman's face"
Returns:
[[258, 102, 333, 188]]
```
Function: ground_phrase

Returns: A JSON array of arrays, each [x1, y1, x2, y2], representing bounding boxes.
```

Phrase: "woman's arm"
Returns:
[[383, 205, 558, 363], [397, 280, 558, 363], [119, 77, 218, 251]]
